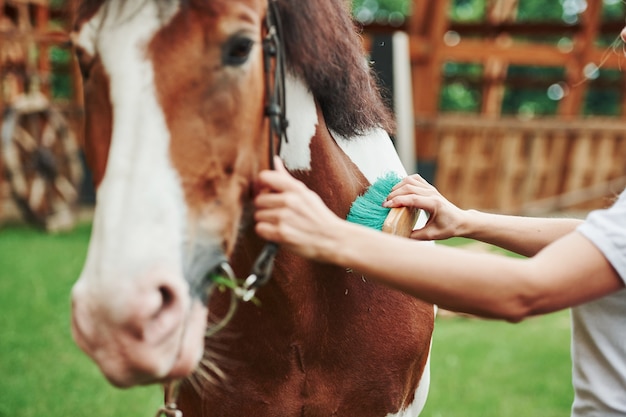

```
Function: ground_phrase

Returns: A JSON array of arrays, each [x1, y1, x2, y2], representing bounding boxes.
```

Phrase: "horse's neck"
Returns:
[[281, 73, 407, 184], [229, 77, 368, 312], [279, 73, 371, 219], [235, 74, 406, 301], [291, 109, 368, 216]]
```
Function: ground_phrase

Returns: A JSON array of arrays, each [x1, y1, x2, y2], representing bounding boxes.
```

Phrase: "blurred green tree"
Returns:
[[353, 0, 625, 116]]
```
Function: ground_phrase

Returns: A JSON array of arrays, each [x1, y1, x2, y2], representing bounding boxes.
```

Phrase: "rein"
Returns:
[[155, 3, 288, 416]]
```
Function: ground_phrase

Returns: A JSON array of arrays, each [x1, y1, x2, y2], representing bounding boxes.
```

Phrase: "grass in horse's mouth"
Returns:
[[203, 272, 261, 338], [207, 273, 262, 306]]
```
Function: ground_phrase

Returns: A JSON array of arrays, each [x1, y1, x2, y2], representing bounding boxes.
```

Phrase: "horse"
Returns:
[[69, 0, 435, 416]]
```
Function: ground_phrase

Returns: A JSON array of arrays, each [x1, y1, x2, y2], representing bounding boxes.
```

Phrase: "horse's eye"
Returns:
[[223, 36, 254, 66]]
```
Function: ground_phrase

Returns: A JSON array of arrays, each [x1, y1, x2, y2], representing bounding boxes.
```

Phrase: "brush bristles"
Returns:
[[346, 172, 402, 230]]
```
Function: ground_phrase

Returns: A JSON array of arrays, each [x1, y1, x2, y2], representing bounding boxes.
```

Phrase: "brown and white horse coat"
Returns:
[[70, 1, 435, 416]]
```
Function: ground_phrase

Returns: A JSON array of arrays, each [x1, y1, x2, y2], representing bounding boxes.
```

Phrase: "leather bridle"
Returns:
[[213, 0, 288, 303], [155, 2, 289, 416], [237, 0, 289, 300]]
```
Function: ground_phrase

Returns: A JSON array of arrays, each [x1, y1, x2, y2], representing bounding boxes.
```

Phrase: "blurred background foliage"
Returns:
[[44, 1, 626, 117], [352, 0, 626, 116], [352, 0, 625, 25]]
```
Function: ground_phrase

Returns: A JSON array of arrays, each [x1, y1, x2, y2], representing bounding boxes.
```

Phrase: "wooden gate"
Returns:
[[1, 0, 83, 230], [429, 116, 626, 214]]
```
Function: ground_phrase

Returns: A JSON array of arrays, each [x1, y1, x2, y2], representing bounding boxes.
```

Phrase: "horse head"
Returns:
[[70, 0, 277, 387], [69, 0, 410, 400]]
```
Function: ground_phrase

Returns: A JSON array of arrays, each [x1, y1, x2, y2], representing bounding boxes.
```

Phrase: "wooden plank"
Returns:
[[410, 0, 450, 163], [598, 134, 626, 187], [7, 0, 47, 5], [430, 116, 626, 212], [521, 176, 626, 214], [539, 131, 569, 199], [412, 40, 563, 66], [459, 132, 479, 208], [34, 3, 51, 97], [558, 0, 603, 116], [611, 136, 626, 179], [435, 130, 463, 203], [522, 130, 568, 205], [621, 76, 626, 118], [460, 129, 498, 208], [0, 31, 69, 43], [408, 0, 431, 37], [487, 0, 518, 23], [410, 38, 626, 70], [397, 1, 626, 211], [424, 115, 626, 132], [494, 131, 524, 212], [364, 18, 626, 38], [481, 0, 518, 117]]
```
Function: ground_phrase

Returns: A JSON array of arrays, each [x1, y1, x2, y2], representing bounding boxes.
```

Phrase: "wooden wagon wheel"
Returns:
[[1, 93, 83, 232]]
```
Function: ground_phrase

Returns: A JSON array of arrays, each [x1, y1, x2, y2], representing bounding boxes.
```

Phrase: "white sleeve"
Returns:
[[577, 189, 626, 284]]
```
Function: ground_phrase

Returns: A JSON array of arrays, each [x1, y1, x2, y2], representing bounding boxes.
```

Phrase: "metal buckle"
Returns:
[[154, 381, 183, 417]]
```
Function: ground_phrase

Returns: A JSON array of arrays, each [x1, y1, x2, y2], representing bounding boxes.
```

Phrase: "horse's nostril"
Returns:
[[158, 285, 175, 311], [140, 283, 187, 344]]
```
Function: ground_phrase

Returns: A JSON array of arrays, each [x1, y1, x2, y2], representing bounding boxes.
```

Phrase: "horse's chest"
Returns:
[[180, 354, 409, 417], [181, 271, 433, 417]]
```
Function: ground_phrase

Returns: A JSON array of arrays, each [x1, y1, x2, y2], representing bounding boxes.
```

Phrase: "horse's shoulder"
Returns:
[[333, 129, 407, 184]]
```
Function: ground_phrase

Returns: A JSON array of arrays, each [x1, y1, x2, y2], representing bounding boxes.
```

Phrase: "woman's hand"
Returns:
[[384, 174, 469, 241], [254, 157, 347, 262]]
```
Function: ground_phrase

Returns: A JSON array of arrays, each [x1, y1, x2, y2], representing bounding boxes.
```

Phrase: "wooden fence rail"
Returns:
[[419, 116, 626, 214]]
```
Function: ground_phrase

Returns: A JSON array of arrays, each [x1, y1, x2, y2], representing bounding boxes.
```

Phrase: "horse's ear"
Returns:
[[277, 0, 394, 138]]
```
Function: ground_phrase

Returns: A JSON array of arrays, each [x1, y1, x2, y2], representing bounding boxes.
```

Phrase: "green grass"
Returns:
[[0, 225, 572, 416], [422, 312, 572, 417], [0, 223, 162, 417]]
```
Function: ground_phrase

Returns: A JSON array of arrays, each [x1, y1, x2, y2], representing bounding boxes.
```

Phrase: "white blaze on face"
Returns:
[[75, 1, 186, 296], [71, 2, 210, 385]]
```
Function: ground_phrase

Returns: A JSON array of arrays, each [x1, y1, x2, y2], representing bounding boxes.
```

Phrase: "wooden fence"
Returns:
[[423, 116, 626, 214], [1, 0, 82, 229]]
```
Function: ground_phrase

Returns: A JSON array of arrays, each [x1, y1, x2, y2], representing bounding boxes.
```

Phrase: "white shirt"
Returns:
[[572, 190, 626, 416]]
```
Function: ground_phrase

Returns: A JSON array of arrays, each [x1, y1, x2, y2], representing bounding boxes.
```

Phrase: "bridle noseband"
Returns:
[[155, 2, 289, 416]]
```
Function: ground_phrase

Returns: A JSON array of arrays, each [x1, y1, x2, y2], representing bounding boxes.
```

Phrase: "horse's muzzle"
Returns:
[[70, 268, 208, 387]]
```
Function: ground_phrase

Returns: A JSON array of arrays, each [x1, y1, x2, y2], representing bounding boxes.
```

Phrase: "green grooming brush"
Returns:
[[347, 172, 419, 237]]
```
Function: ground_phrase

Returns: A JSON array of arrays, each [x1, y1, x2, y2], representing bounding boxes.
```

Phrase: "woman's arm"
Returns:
[[384, 174, 581, 257], [254, 160, 623, 321], [331, 222, 620, 321], [449, 210, 581, 257]]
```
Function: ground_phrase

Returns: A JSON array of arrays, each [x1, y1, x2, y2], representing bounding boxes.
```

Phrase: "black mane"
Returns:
[[277, 0, 395, 137]]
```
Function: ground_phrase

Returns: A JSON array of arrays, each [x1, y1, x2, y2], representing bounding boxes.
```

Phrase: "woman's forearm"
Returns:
[[332, 222, 533, 320], [327, 221, 619, 321], [253, 161, 622, 319], [457, 210, 583, 257]]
